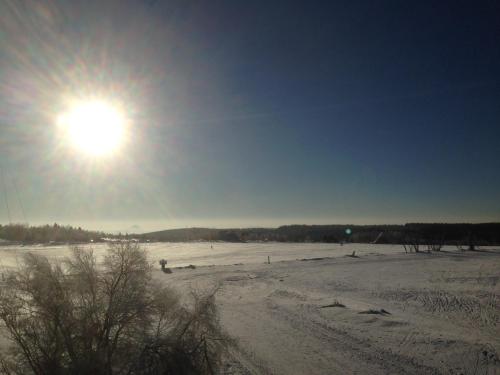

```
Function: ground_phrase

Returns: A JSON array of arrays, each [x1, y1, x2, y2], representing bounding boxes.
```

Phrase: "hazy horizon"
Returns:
[[6, 216, 498, 235]]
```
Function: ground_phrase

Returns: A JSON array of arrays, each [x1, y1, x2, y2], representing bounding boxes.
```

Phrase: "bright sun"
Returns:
[[57, 100, 126, 157]]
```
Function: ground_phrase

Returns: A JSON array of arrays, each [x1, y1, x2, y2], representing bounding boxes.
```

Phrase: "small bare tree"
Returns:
[[403, 229, 421, 253], [426, 242, 443, 252], [0, 242, 227, 375]]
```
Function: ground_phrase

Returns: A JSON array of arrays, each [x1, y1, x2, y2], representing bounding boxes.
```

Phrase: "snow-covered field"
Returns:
[[0, 241, 488, 269], [1, 242, 499, 374], [0, 242, 400, 269], [165, 249, 500, 374]]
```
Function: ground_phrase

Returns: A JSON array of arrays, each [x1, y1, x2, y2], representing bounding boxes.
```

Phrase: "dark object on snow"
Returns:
[[359, 309, 391, 315], [159, 258, 168, 270], [320, 301, 346, 308]]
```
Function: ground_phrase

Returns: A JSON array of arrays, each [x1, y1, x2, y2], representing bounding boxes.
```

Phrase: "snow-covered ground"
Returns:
[[164, 249, 500, 374], [0, 241, 491, 269], [0, 242, 499, 374]]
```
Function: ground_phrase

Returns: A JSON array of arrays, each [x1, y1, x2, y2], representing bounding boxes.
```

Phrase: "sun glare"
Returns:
[[57, 100, 126, 157]]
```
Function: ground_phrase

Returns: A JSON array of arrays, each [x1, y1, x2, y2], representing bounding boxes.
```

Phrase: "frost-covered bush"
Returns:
[[0, 242, 227, 375]]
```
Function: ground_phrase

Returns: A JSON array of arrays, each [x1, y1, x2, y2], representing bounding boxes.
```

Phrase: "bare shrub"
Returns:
[[0, 242, 227, 375], [403, 229, 421, 253], [426, 243, 443, 252]]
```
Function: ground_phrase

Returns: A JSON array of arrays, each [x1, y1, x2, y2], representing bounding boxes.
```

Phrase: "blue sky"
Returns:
[[0, 0, 499, 232]]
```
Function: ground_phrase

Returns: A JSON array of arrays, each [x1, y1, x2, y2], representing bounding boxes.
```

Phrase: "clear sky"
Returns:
[[1, 0, 499, 233]]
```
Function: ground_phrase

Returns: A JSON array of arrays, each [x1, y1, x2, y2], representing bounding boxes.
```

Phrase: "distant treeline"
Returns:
[[0, 223, 111, 244], [1, 223, 499, 246], [139, 223, 500, 245]]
